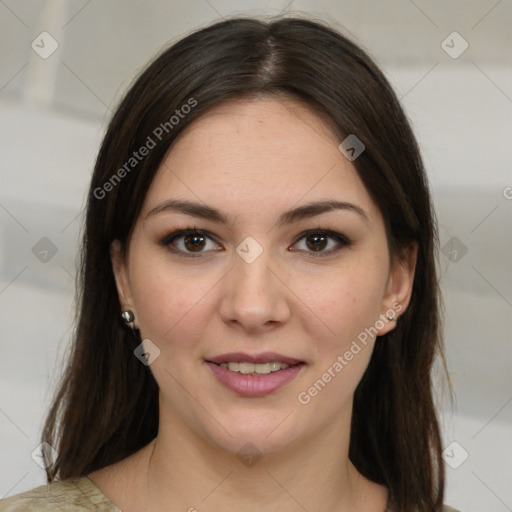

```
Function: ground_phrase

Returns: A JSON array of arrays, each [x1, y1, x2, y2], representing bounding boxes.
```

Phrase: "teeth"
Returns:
[[218, 361, 291, 375], [268, 362, 283, 372]]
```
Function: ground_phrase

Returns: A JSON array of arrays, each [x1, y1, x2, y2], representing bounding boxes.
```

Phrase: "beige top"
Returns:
[[0, 478, 119, 511], [0, 477, 461, 511]]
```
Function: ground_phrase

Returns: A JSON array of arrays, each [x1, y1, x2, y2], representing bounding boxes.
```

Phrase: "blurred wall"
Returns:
[[1, 0, 511, 119]]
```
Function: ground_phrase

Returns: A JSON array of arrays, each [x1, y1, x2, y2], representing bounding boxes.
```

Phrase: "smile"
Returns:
[[218, 361, 291, 375]]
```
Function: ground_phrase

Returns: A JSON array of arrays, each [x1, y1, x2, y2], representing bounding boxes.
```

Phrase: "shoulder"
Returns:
[[0, 477, 120, 511], [443, 506, 462, 512]]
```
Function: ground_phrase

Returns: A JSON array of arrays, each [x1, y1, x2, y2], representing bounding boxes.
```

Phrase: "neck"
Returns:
[[140, 406, 385, 512], [89, 398, 388, 512]]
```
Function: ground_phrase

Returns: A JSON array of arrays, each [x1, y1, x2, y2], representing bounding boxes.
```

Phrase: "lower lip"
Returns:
[[206, 362, 305, 397]]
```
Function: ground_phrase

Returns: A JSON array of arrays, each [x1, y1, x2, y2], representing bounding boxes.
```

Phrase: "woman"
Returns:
[[0, 16, 460, 512]]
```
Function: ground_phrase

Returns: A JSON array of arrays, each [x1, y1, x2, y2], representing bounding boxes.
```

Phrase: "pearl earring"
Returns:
[[121, 310, 135, 329]]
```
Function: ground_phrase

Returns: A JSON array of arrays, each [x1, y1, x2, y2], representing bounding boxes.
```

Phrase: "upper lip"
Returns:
[[206, 352, 303, 365]]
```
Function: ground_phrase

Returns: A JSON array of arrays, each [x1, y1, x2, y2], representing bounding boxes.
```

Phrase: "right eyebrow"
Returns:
[[145, 199, 231, 223]]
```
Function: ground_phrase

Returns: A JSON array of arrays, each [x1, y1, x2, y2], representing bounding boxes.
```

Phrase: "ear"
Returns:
[[110, 239, 137, 326], [376, 242, 418, 336]]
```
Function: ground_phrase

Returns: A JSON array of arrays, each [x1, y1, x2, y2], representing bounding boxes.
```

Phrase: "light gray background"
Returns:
[[1, 1, 511, 510]]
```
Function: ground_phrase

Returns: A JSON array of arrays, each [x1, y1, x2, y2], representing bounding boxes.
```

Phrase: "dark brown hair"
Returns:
[[43, 16, 448, 511]]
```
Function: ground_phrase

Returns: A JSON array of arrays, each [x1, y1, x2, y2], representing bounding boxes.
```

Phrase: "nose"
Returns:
[[219, 247, 291, 333]]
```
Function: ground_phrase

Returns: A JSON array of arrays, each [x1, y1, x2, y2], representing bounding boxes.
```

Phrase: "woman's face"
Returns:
[[111, 97, 415, 458]]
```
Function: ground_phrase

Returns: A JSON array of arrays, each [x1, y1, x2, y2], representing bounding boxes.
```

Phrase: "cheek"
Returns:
[[129, 254, 218, 348], [294, 261, 388, 352], [293, 267, 386, 415]]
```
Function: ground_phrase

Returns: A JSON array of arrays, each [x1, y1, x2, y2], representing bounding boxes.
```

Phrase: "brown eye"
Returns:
[[184, 233, 206, 252], [291, 229, 350, 256], [161, 228, 222, 256], [305, 233, 328, 252]]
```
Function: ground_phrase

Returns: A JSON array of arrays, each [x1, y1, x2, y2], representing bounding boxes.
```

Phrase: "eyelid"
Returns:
[[160, 228, 216, 245], [160, 228, 223, 257], [160, 227, 350, 257], [290, 229, 351, 256]]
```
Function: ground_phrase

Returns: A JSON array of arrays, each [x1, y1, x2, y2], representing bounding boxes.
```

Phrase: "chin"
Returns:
[[204, 417, 300, 459]]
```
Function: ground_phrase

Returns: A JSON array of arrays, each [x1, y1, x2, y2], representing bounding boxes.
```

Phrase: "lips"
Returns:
[[206, 361, 305, 396], [206, 351, 303, 366]]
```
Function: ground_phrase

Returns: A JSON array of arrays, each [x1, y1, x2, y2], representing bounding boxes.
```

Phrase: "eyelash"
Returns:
[[159, 227, 351, 258]]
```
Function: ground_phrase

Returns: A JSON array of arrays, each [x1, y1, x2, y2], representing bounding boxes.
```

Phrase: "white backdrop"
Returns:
[[1, 2, 511, 511]]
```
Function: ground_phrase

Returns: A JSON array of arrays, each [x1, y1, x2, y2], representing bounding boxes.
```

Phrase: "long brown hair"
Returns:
[[43, 16, 448, 511]]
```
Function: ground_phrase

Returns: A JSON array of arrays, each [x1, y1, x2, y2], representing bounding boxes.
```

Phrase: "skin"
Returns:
[[89, 97, 417, 512]]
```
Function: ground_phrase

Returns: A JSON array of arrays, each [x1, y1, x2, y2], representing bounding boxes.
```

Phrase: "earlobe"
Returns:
[[110, 239, 137, 322], [377, 242, 418, 336]]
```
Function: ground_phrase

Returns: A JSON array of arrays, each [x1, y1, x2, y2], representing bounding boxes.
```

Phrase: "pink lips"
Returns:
[[205, 360, 305, 397]]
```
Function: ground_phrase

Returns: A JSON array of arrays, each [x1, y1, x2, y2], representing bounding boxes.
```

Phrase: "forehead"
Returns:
[[141, 98, 380, 223], [174, 96, 341, 149]]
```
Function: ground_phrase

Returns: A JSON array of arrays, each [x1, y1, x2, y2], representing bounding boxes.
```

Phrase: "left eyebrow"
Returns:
[[275, 199, 369, 226], [145, 199, 369, 225]]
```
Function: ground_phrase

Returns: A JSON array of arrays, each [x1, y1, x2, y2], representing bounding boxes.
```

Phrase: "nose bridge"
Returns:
[[232, 238, 276, 299], [219, 236, 290, 329]]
